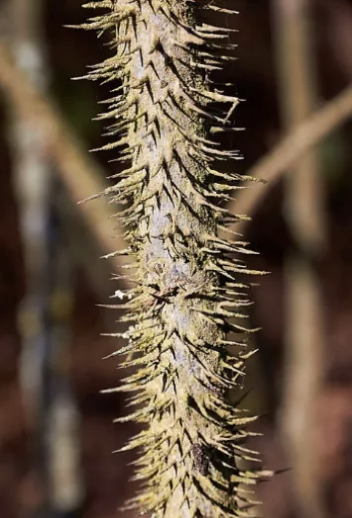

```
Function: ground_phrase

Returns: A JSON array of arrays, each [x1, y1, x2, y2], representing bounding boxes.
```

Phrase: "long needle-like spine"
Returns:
[[82, 1, 266, 516]]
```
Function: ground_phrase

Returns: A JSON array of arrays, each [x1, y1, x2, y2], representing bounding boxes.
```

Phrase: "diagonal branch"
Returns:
[[0, 41, 127, 275], [231, 81, 352, 233]]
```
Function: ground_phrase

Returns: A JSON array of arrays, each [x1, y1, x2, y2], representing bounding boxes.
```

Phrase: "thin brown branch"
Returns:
[[0, 40, 126, 276], [232, 81, 352, 234]]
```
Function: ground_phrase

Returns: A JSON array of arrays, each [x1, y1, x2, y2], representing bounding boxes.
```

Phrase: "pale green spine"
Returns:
[[82, 1, 265, 516]]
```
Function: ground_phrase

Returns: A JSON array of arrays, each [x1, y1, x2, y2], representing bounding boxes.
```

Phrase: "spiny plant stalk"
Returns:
[[80, 1, 268, 516]]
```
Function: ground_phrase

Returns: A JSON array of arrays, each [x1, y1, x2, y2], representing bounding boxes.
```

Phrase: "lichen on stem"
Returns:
[[81, 1, 267, 516]]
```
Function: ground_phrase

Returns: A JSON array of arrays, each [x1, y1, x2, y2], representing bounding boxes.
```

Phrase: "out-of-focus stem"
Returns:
[[8, 0, 84, 514], [272, 1, 327, 518]]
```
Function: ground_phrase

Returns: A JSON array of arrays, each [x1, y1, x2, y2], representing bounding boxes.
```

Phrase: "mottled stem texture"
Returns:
[[82, 1, 267, 517]]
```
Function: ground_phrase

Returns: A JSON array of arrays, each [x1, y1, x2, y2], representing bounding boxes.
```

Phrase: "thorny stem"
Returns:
[[82, 1, 269, 517]]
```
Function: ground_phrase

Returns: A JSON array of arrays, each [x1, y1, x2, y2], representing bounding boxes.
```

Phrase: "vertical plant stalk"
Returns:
[[8, 0, 85, 514], [272, 1, 327, 517], [82, 1, 268, 516]]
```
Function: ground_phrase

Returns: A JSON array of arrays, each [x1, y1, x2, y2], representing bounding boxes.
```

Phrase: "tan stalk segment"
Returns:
[[81, 1, 268, 516]]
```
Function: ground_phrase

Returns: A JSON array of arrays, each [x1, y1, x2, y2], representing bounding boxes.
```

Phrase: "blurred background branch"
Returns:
[[0, 42, 127, 285], [271, 1, 326, 518], [232, 81, 352, 234], [7, 0, 84, 515]]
